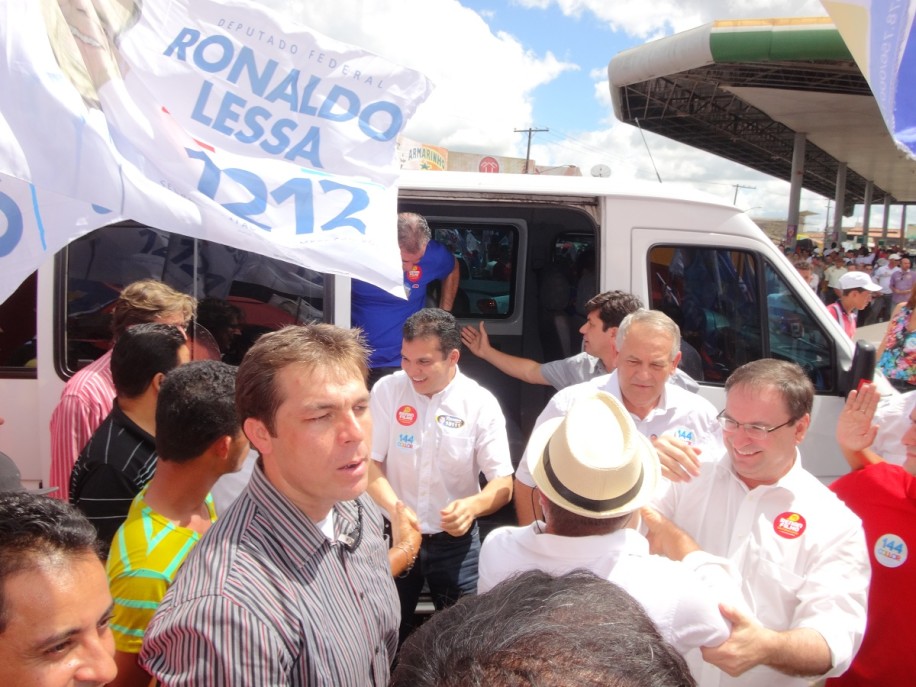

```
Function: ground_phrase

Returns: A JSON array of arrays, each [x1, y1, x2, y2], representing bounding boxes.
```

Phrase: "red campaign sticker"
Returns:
[[396, 405, 417, 426], [773, 512, 807, 539], [406, 265, 422, 283]]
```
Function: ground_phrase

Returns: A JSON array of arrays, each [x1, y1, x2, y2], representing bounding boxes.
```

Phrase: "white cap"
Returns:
[[838, 271, 881, 292]]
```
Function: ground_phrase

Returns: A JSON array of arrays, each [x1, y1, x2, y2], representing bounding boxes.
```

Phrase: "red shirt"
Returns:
[[829, 463, 916, 686]]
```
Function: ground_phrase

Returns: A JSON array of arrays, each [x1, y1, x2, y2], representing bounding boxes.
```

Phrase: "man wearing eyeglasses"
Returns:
[[644, 358, 869, 687]]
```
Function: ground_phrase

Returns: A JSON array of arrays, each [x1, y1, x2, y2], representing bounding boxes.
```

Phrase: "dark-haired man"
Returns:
[[106, 361, 247, 687], [0, 492, 117, 687], [142, 324, 399, 685], [50, 279, 196, 499], [392, 569, 697, 687], [368, 308, 513, 642], [70, 323, 189, 545]]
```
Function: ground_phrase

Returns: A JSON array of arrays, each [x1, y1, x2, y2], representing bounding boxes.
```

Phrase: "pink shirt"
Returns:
[[828, 302, 857, 339], [49, 350, 115, 499]]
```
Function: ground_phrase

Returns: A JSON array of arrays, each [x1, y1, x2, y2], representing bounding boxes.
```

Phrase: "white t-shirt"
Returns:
[[478, 525, 735, 655]]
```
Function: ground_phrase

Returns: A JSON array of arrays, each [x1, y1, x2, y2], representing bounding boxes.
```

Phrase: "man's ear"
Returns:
[[210, 435, 232, 460], [448, 347, 460, 365], [244, 418, 272, 456], [669, 351, 682, 375], [150, 372, 166, 394], [793, 413, 812, 444]]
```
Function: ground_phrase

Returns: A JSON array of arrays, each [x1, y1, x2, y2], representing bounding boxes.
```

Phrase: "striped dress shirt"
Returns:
[[141, 463, 400, 686], [50, 350, 116, 500]]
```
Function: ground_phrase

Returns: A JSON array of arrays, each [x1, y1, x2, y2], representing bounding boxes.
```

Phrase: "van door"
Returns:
[[398, 195, 600, 464]]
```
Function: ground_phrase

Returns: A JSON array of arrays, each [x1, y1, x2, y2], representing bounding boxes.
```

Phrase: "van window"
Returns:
[[59, 222, 325, 376], [647, 246, 834, 390], [431, 222, 517, 318], [763, 260, 834, 391], [0, 272, 37, 375]]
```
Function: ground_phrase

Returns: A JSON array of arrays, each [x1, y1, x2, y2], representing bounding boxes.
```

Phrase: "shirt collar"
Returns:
[[605, 371, 672, 421], [247, 461, 363, 567], [719, 447, 804, 493]]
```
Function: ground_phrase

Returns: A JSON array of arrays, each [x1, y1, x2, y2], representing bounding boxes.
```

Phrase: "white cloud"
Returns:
[[260, 0, 842, 220], [262, 0, 576, 157]]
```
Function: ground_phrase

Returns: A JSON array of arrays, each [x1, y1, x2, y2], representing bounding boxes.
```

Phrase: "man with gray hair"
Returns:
[[646, 359, 869, 687], [351, 212, 460, 385], [514, 309, 721, 524], [479, 391, 734, 657]]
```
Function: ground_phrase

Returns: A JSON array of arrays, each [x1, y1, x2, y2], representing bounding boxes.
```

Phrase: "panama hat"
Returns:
[[0, 452, 57, 494], [528, 391, 660, 519]]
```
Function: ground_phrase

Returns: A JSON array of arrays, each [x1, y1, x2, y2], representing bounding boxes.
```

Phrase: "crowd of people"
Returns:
[[0, 215, 913, 686], [790, 242, 916, 390]]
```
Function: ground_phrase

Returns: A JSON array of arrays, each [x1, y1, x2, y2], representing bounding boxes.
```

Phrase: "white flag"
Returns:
[[0, 0, 433, 304]]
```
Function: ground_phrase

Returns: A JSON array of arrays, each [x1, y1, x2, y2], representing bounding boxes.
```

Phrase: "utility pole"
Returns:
[[514, 127, 548, 173], [732, 183, 755, 205]]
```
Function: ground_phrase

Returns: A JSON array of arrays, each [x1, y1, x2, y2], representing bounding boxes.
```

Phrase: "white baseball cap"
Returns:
[[838, 272, 881, 292]]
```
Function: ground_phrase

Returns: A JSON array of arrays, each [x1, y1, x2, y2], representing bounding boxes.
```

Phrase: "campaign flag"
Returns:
[[0, 0, 433, 304], [821, 0, 916, 158]]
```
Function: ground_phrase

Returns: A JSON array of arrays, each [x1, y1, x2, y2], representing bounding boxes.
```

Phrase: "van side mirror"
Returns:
[[844, 339, 876, 395]]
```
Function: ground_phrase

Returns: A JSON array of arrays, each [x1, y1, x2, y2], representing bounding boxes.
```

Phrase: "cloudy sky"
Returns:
[[260, 0, 877, 226]]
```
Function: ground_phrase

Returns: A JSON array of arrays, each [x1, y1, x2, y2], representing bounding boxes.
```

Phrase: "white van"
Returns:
[[0, 171, 873, 493]]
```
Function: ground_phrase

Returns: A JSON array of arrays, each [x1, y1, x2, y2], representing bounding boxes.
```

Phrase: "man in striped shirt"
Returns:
[[69, 324, 190, 546], [141, 324, 400, 686], [50, 279, 196, 499], [107, 360, 247, 687]]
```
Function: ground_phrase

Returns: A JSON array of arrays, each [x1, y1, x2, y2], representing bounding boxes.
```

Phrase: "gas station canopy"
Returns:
[[609, 17, 916, 214]]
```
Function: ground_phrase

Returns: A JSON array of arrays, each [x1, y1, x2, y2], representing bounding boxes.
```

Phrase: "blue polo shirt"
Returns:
[[351, 239, 455, 368]]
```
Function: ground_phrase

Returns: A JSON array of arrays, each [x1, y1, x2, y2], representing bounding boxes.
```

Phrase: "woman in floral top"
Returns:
[[877, 282, 916, 391]]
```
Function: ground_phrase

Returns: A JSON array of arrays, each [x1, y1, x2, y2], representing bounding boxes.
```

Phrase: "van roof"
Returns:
[[397, 170, 740, 210]]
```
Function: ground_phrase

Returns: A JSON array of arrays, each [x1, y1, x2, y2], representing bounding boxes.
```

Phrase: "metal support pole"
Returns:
[[785, 132, 805, 250], [883, 196, 892, 242], [863, 180, 873, 246], [831, 163, 847, 246]]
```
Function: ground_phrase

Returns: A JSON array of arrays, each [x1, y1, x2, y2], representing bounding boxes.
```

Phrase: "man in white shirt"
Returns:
[[647, 358, 869, 687], [867, 254, 901, 324], [513, 309, 721, 524], [478, 391, 734, 657], [368, 308, 513, 643], [823, 253, 848, 305]]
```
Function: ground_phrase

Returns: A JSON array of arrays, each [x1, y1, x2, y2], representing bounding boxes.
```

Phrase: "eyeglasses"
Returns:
[[716, 411, 795, 441]]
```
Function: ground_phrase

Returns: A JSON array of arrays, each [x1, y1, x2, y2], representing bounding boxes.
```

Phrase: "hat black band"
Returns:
[[541, 444, 644, 513]]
